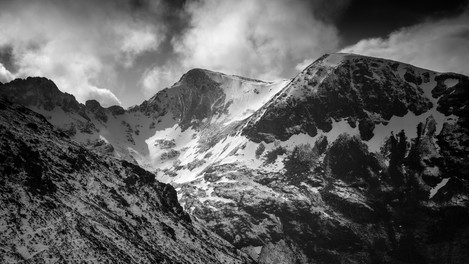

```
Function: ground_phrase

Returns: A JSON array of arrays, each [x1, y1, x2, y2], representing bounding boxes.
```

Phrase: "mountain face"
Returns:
[[243, 53, 435, 142], [0, 99, 253, 263], [1, 52, 469, 263]]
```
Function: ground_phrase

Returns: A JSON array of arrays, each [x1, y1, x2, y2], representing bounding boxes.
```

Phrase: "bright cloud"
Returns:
[[341, 11, 469, 75], [115, 21, 163, 67], [171, 0, 340, 81], [0, 63, 14, 83], [141, 64, 180, 96], [0, 0, 164, 106]]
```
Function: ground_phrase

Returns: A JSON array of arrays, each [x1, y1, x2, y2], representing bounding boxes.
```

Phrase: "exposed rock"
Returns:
[[108, 105, 125, 116], [85, 99, 107, 122]]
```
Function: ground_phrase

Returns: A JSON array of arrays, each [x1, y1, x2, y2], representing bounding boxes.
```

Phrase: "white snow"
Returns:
[[253, 246, 262, 255], [199, 196, 235, 204], [322, 119, 360, 143], [429, 178, 450, 199], [206, 73, 289, 123], [322, 53, 348, 67], [444, 78, 459, 88], [366, 111, 444, 153], [217, 177, 237, 184], [99, 135, 109, 143], [366, 70, 458, 153]]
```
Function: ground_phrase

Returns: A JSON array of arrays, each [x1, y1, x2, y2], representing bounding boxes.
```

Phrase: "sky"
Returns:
[[0, 0, 468, 107]]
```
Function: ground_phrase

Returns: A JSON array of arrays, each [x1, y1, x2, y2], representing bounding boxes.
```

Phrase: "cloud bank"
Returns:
[[341, 10, 469, 75], [0, 0, 165, 106], [0, 63, 14, 83], [141, 0, 344, 95], [141, 63, 181, 97], [173, 0, 340, 80]]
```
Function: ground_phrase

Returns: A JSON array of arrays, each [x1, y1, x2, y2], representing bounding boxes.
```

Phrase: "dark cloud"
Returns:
[[337, 0, 469, 46], [309, 0, 352, 24], [342, 9, 469, 75], [124, 0, 189, 36], [0, 45, 16, 73]]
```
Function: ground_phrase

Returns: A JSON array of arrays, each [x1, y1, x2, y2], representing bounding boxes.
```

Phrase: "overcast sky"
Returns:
[[1, 0, 468, 107]]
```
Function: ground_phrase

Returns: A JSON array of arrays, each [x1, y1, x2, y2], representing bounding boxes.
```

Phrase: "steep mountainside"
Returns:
[[1, 53, 469, 263], [243, 53, 435, 142], [0, 99, 253, 263], [0, 71, 288, 177]]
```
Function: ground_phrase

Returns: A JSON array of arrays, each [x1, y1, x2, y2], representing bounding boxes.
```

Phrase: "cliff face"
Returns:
[[0, 99, 253, 264]]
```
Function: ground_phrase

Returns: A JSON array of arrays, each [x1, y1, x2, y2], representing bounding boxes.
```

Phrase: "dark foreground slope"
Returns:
[[0, 99, 253, 263]]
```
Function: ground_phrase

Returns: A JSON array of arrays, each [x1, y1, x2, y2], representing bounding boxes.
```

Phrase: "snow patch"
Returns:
[[323, 119, 360, 143], [444, 78, 459, 88], [429, 178, 450, 199], [211, 75, 288, 123], [366, 111, 448, 153], [322, 53, 347, 67], [99, 135, 109, 144], [199, 196, 235, 204]]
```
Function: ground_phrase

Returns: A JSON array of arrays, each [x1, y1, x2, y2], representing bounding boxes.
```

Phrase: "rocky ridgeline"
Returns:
[[0, 77, 126, 122], [243, 54, 437, 142], [0, 99, 253, 263]]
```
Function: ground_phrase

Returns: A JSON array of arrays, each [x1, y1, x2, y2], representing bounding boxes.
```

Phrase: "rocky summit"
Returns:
[[1, 53, 468, 263]]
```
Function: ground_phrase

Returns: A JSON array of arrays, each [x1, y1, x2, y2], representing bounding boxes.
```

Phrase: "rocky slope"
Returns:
[[1, 52, 469, 263], [0, 99, 253, 263]]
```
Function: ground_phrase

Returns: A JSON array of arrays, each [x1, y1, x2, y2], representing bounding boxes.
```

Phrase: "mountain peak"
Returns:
[[185, 67, 214, 75], [5, 76, 60, 93], [85, 99, 102, 110], [0, 77, 81, 112], [182, 68, 268, 85], [304, 53, 367, 70], [242, 53, 447, 143]]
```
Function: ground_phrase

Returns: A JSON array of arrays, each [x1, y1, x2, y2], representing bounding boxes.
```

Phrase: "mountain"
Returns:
[[0, 99, 253, 263], [1, 52, 468, 263]]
